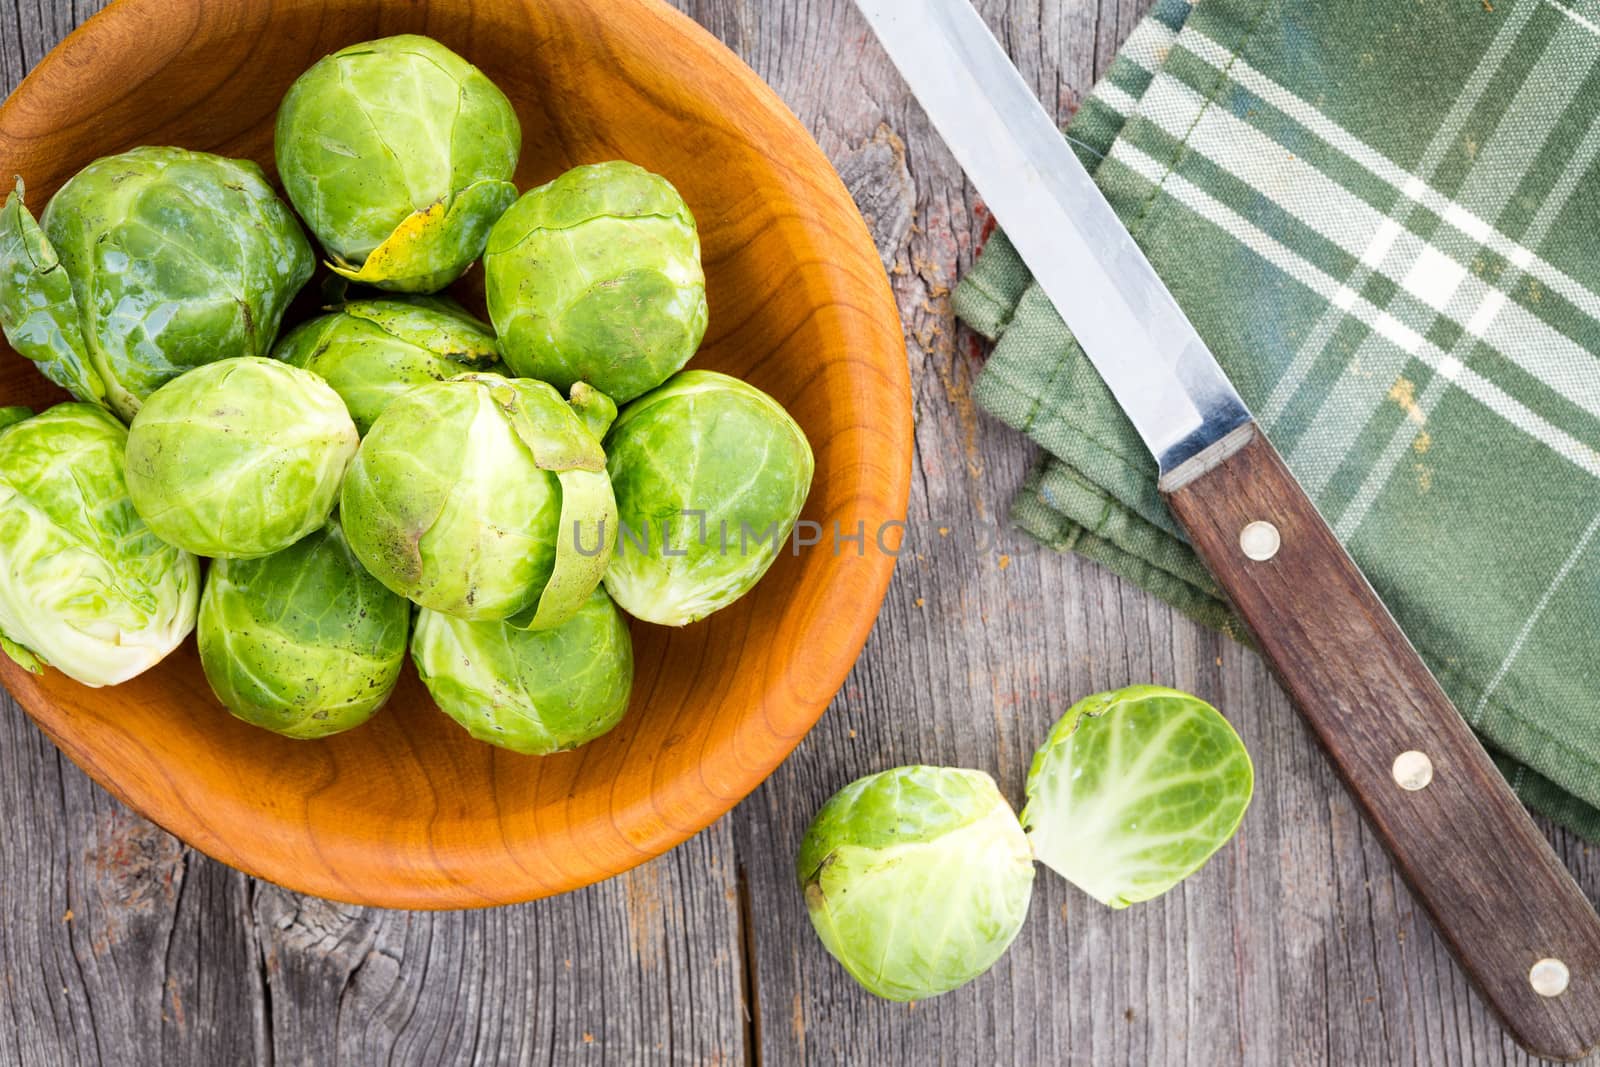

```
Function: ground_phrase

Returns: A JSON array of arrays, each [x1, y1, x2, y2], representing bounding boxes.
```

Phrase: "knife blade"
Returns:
[[851, 0, 1250, 473], [854, 0, 1600, 1059]]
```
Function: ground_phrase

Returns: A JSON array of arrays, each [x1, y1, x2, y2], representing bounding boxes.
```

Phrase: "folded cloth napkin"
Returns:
[[955, 0, 1600, 836]]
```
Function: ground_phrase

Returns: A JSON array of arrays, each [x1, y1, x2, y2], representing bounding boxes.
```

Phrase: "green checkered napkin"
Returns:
[[954, 0, 1600, 835]]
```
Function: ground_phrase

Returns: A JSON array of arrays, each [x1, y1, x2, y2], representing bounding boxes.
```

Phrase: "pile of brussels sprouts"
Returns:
[[0, 35, 812, 753]]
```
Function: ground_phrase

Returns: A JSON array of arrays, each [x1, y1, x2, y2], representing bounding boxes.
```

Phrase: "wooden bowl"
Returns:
[[0, 0, 910, 907]]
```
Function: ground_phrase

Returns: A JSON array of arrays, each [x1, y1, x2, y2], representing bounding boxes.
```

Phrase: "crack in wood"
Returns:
[[736, 861, 762, 1067]]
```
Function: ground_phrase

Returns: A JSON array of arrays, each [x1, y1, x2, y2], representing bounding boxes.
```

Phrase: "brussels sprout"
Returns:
[[275, 297, 503, 434], [125, 358, 359, 559], [275, 35, 521, 293], [0, 404, 198, 686], [603, 371, 811, 625], [341, 373, 617, 626], [412, 587, 633, 754], [485, 161, 708, 403], [198, 518, 409, 738], [797, 766, 1034, 1001], [1024, 685, 1254, 909], [0, 149, 314, 421]]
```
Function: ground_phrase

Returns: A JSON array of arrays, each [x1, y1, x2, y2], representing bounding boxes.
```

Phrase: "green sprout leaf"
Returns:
[[1023, 685, 1254, 909], [0, 180, 104, 406]]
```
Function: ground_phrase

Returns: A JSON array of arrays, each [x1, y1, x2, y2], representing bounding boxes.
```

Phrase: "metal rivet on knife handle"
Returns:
[[1238, 521, 1280, 561], [1531, 959, 1571, 998], [1392, 750, 1434, 791]]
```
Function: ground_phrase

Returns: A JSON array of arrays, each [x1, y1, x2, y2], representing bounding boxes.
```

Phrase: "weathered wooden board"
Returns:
[[1, 0, 1595, 1064]]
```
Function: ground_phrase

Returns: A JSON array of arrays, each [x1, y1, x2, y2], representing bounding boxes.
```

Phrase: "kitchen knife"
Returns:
[[852, 0, 1600, 1059]]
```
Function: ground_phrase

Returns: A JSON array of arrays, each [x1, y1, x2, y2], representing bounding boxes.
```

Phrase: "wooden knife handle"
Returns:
[[1160, 421, 1600, 1062]]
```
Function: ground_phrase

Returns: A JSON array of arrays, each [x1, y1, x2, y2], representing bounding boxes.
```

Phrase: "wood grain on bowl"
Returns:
[[0, 0, 912, 908]]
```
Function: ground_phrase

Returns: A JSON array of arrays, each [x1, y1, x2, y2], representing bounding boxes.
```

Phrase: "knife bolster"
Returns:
[[1157, 421, 1259, 493]]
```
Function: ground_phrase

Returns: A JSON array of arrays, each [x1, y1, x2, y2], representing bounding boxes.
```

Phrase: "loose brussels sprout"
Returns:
[[485, 161, 708, 403], [603, 371, 812, 625], [412, 587, 633, 754], [1024, 686, 1254, 909], [0, 404, 199, 686], [0, 150, 314, 421], [341, 373, 617, 626], [125, 358, 359, 559], [275, 35, 521, 293], [798, 766, 1035, 1001], [275, 297, 503, 434], [199, 518, 408, 738]]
